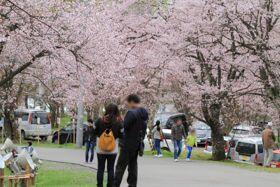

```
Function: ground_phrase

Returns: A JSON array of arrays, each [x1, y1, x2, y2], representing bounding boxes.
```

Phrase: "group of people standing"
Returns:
[[151, 118, 197, 162], [84, 94, 148, 187]]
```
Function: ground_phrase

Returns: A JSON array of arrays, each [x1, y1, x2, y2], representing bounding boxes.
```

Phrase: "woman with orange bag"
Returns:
[[95, 103, 123, 187]]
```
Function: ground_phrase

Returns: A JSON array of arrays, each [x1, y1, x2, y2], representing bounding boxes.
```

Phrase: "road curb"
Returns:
[[41, 159, 98, 171]]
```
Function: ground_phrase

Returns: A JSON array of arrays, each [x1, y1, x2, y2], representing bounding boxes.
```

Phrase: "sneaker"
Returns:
[[174, 159, 178, 162], [154, 155, 158, 157], [158, 154, 163, 158], [186, 158, 190, 162]]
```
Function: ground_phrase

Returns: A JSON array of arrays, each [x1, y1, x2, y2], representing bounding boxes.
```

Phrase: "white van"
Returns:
[[230, 137, 264, 165], [0, 116, 3, 130], [15, 109, 52, 140]]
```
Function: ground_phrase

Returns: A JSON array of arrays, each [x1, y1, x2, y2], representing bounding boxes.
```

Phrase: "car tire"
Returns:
[[21, 130, 26, 140]]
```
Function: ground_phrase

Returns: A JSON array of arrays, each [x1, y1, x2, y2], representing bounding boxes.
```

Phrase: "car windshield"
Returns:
[[273, 153, 280, 162], [236, 142, 255, 156]]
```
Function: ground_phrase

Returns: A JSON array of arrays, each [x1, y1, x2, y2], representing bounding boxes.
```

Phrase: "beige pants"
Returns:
[[263, 148, 273, 167]]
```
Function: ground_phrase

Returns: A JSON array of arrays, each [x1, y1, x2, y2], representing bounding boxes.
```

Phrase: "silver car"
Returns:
[[193, 121, 211, 145]]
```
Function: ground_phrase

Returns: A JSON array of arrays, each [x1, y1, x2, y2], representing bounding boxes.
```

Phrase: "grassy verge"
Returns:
[[17, 140, 83, 149], [145, 149, 280, 173], [3, 161, 97, 187], [218, 160, 280, 173], [145, 149, 212, 161], [36, 163, 96, 187]]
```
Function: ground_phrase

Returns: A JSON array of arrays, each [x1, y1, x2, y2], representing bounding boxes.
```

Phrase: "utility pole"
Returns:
[[76, 71, 84, 148]]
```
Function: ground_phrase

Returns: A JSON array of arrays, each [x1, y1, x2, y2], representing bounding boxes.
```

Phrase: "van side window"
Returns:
[[258, 144, 263, 154], [22, 113, 29, 121], [31, 113, 38, 124]]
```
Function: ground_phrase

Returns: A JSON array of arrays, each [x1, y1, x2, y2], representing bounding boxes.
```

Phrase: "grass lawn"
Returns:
[[3, 161, 97, 187], [145, 149, 280, 173], [36, 164, 96, 187]]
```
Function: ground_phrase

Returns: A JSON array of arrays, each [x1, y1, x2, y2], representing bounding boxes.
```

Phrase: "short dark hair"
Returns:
[[126, 94, 141, 104], [87, 119, 94, 124]]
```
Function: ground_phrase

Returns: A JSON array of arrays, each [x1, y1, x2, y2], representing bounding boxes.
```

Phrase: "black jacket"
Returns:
[[94, 118, 123, 140], [84, 126, 96, 143], [123, 107, 149, 151]]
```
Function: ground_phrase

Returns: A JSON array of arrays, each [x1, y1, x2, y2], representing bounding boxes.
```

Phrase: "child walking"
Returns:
[[185, 128, 197, 161]]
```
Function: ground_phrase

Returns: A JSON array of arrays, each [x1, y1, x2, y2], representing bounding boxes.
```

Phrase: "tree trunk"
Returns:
[[3, 108, 18, 141], [49, 103, 58, 128], [211, 125, 226, 160], [201, 94, 225, 161]]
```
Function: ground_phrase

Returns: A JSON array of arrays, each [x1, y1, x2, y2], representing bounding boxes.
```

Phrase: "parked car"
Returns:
[[271, 150, 280, 168], [193, 121, 211, 145], [229, 124, 262, 140], [52, 123, 88, 144], [230, 137, 264, 165], [162, 113, 187, 139], [14, 109, 52, 140]]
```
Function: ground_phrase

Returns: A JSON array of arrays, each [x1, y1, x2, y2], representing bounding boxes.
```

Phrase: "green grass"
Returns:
[[145, 149, 212, 161], [3, 162, 97, 187], [17, 140, 84, 150], [60, 115, 72, 128], [145, 149, 280, 173], [36, 166, 96, 187], [218, 160, 280, 173], [55, 114, 87, 130]]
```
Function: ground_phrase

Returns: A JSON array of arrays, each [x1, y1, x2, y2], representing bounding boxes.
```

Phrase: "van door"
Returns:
[[30, 112, 51, 136], [235, 142, 255, 162], [20, 112, 31, 136]]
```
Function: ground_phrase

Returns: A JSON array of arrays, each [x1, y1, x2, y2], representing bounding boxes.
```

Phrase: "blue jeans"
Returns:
[[85, 141, 94, 162], [154, 139, 162, 155], [186, 146, 193, 159], [173, 140, 182, 159]]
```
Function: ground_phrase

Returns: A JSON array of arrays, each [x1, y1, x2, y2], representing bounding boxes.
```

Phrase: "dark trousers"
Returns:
[[85, 141, 94, 162], [114, 148, 138, 187], [97, 154, 117, 187]]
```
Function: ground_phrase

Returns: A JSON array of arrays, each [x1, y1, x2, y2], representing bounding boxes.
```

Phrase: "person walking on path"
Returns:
[[171, 118, 186, 162], [114, 94, 149, 187], [95, 104, 123, 187], [185, 128, 197, 161], [152, 120, 163, 157], [262, 124, 276, 167], [84, 119, 96, 163]]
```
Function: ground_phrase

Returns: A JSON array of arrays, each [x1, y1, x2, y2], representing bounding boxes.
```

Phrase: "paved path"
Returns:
[[36, 147, 280, 187]]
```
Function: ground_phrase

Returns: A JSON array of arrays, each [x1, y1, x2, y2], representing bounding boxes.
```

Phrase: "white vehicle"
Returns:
[[15, 109, 51, 140], [230, 137, 264, 165], [229, 124, 262, 140], [0, 116, 3, 130]]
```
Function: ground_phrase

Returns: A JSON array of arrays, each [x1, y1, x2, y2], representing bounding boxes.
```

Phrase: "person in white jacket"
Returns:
[[152, 120, 163, 157]]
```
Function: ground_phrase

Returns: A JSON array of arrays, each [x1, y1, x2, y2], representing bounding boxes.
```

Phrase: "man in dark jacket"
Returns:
[[84, 119, 96, 163], [114, 94, 148, 187]]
